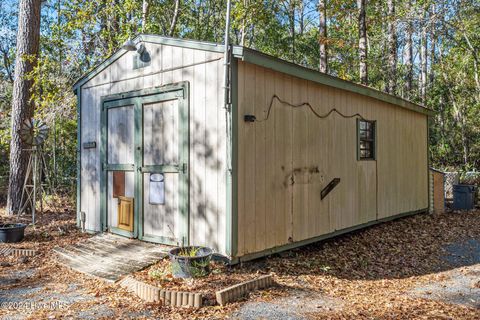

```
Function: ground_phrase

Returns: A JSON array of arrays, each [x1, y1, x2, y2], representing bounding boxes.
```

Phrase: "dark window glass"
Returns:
[[358, 120, 375, 160], [113, 171, 125, 198]]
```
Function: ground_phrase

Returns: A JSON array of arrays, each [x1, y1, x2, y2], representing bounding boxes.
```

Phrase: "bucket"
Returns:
[[0, 223, 27, 243], [168, 246, 213, 278]]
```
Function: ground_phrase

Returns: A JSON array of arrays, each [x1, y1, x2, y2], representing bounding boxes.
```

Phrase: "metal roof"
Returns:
[[73, 34, 433, 116]]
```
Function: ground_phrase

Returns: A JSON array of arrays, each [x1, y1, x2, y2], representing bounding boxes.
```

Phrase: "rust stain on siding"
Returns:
[[283, 166, 325, 187]]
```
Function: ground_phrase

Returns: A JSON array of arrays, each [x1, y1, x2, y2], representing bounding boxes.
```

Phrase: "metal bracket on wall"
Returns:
[[321, 178, 341, 200]]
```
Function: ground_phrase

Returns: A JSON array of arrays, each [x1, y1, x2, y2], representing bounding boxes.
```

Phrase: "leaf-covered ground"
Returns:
[[1, 207, 479, 319]]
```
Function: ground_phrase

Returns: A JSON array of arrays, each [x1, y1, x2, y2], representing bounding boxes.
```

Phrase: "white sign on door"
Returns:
[[149, 173, 165, 205]]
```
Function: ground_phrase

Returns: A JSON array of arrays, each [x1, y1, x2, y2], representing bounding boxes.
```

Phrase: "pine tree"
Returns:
[[7, 0, 42, 214]]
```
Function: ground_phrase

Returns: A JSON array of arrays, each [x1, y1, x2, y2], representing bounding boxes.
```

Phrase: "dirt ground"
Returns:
[[1, 207, 480, 319]]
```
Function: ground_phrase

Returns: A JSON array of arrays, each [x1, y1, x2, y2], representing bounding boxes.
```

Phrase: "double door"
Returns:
[[100, 84, 189, 245]]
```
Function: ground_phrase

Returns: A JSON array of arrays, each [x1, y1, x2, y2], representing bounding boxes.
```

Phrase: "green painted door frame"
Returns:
[[100, 82, 190, 246]]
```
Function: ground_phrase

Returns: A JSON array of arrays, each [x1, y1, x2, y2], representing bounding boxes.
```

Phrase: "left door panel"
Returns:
[[106, 104, 136, 237]]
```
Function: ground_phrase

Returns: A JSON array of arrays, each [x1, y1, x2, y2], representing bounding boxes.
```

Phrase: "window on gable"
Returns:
[[358, 120, 376, 160]]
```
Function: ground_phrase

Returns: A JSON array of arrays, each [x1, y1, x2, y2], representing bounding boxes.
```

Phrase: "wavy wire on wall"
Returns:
[[253, 94, 370, 122]]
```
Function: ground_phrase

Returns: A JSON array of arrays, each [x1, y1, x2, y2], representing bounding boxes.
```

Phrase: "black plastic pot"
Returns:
[[0, 223, 27, 243], [168, 246, 213, 278]]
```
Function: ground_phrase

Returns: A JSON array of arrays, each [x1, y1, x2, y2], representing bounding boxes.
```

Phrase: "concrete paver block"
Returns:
[[216, 274, 274, 306], [118, 276, 203, 307], [0, 248, 36, 257]]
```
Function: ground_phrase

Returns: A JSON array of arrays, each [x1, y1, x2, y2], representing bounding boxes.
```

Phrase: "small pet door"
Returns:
[[149, 173, 165, 205]]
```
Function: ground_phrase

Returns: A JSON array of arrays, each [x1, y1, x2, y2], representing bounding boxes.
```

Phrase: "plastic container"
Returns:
[[0, 223, 27, 243], [452, 184, 477, 210], [168, 246, 213, 278]]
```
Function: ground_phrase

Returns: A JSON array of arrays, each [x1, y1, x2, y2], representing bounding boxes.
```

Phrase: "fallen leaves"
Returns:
[[133, 258, 260, 306], [1, 207, 480, 319]]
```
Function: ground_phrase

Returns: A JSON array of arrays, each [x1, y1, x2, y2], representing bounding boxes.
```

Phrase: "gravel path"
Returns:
[[234, 237, 480, 319], [410, 237, 480, 308], [2, 211, 479, 319], [231, 289, 343, 320], [443, 238, 480, 267], [412, 265, 480, 308], [0, 268, 150, 319], [0, 268, 114, 319]]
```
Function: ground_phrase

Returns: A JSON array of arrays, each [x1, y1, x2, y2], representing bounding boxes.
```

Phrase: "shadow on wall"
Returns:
[[189, 61, 224, 251], [189, 107, 223, 251], [83, 161, 99, 199], [140, 124, 223, 249], [81, 57, 226, 251]]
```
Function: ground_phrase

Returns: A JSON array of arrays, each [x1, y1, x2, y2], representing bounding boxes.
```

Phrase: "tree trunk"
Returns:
[[462, 32, 480, 103], [404, 0, 413, 99], [429, 3, 436, 87], [318, 0, 328, 73], [111, 0, 120, 45], [357, 0, 368, 85], [141, 0, 149, 33], [298, 0, 305, 36], [7, 0, 42, 214], [240, 0, 248, 46], [440, 59, 469, 166], [386, 0, 397, 94], [419, 8, 428, 105], [455, 103, 469, 167], [289, 0, 296, 63], [168, 0, 181, 37]]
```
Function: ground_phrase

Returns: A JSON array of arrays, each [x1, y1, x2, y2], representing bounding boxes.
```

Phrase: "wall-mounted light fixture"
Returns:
[[121, 39, 146, 54], [244, 115, 256, 122], [122, 38, 151, 64]]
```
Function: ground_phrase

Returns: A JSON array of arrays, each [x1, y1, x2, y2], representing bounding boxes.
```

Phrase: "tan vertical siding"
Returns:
[[243, 63, 257, 252], [236, 61, 428, 256], [376, 107, 428, 218], [430, 170, 445, 214], [264, 69, 277, 249], [254, 66, 267, 252]]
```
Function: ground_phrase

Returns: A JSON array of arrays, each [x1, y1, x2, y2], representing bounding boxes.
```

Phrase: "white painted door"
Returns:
[[141, 99, 183, 244], [106, 105, 135, 237], [101, 84, 189, 245]]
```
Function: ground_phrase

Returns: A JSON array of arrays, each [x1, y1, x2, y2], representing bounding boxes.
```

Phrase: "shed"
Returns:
[[429, 168, 445, 214], [73, 35, 433, 262]]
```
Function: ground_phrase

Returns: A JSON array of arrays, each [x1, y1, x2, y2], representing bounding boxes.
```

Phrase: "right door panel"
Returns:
[[141, 99, 183, 244]]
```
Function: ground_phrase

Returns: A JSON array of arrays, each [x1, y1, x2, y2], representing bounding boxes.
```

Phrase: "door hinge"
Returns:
[[182, 163, 188, 174]]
